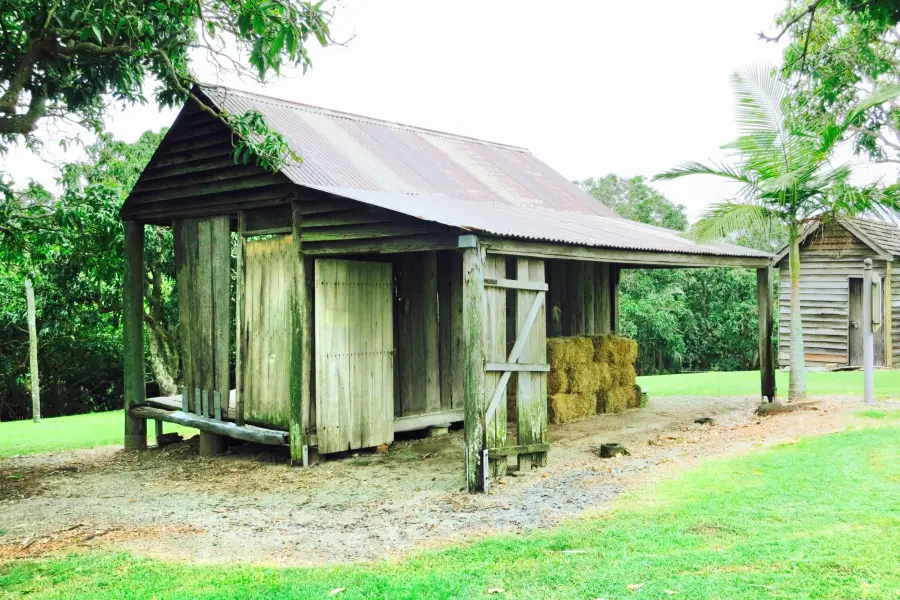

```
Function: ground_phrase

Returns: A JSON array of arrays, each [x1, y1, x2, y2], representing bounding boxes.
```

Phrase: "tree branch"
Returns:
[[759, 0, 823, 43]]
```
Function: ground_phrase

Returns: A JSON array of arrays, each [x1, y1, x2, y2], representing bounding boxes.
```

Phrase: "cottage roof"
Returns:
[[774, 217, 900, 263]]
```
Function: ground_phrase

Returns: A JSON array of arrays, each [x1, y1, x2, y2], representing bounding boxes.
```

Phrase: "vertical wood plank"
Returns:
[[423, 252, 441, 413], [211, 216, 231, 414], [438, 251, 453, 410], [566, 261, 580, 335], [462, 245, 486, 492], [583, 262, 596, 334], [484, 255, 507, 478], [448, 252, 465, 410], [758, 267, 776, 402], [596, 263, 611, 334], [123, 220, 147, 450], [611, 265, 621, 333], [516, 258, 548, 470], [290, 202, 309, 464]]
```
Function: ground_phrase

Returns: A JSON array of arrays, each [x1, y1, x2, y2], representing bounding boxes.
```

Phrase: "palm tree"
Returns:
[[655, 66, 900, 401]]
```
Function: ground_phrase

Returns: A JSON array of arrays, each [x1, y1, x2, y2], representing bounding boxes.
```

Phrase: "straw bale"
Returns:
[[547, 337, 594, 370], [599, 386, 633, 414], [548, 370, 568, 394], [567, 363, 612, 394], [548, 393, 595, 424]]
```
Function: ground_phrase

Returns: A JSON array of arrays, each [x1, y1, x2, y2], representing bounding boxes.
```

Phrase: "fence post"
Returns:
[[863, 258, 875, 404]]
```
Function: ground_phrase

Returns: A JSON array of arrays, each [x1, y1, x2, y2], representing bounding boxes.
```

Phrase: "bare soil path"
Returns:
[[0, 395, 895, 565]]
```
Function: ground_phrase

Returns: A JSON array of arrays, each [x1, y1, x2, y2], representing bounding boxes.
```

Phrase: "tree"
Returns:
[[0, 129, 182, 418], [0, 0, 335, 169], [766, 0, 900, 166], [578, 174, 689, 230], [656, 66, 900, 400]]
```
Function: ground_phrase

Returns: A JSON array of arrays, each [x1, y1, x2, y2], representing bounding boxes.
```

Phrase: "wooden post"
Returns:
[[863, 258, 875, 404], [123, 220, 147, 450], [461, 239, 487, 492], [757, 267, 776, 402], [24, 278, 40, 423], [236, 212, 247, 426], [289, 201, 310, 467]]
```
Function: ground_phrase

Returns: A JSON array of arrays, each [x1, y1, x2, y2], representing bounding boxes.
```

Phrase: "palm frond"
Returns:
[[688, 201, 774, 243], [653, 160, 755, 186]]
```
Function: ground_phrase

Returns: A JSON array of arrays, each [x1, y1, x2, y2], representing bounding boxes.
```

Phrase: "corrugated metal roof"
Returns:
[[308, 186, 769, 258], [200, 85, 615, 217], [197, 85, 769, 259]]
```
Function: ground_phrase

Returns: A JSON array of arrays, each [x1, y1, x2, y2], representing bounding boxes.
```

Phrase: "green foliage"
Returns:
[[0, 0, 333, 170], [776, 0, 900, 166], [577, 174, 689, 230], [0, 129, 176, 420], [4, 425, 900, 598], [582, 174, 761, 375]]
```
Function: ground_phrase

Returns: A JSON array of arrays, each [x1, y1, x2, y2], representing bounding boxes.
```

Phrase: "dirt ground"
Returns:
[[1, 395, 897, 565]]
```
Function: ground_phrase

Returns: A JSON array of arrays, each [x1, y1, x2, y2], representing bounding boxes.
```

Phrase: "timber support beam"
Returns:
[[758, 267, 776, 402], [289, 201, 312, 467], [123, 220, 148, 450], [461, 239, 487, 492]]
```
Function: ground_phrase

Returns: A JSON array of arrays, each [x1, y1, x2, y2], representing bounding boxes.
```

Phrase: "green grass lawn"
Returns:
[[638, 368, 900, 399], [0, 411, 193, 459], [2, 424, 899, 598]]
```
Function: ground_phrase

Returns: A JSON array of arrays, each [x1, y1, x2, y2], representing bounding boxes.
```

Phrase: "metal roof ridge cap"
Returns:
[[197, 83, 532, 154]]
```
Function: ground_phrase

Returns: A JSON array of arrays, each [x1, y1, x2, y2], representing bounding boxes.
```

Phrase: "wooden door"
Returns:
[[240, 235, 294, 428], [849, 277, 885, 366], [315, 259, 394, 453]]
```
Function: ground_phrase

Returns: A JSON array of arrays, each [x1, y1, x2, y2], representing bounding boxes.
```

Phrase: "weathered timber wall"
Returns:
[[437, 251, 465, 411], [314, 259, 395, 453], [546, 260, 613, 337], [777, 222, 888, 369], [393, 252, 441, 417], [240, 235, 294, 428], [173, 216, 231, 414]]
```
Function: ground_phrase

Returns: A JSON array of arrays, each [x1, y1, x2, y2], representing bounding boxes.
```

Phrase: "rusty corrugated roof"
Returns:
[[198, 85, 769, 259]]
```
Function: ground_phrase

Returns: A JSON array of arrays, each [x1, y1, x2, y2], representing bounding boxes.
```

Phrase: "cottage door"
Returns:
[[314, 259, 395, 453], [849, 277, 885, 367]]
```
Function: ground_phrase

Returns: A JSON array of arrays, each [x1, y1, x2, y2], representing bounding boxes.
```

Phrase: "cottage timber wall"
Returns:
[[777, 223, 888, 369], [546, 260, 614, 337]]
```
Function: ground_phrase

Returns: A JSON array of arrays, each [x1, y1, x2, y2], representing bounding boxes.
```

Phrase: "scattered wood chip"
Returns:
[[328, 588, 345, 596], [665, 590, 678, 595], [486, 588, 505, 594], [627, 583, 644, 591]]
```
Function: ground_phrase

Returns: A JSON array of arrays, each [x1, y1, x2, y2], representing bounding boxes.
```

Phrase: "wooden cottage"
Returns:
[[775, 218, 900, 370], [120, 85, 773, 491]]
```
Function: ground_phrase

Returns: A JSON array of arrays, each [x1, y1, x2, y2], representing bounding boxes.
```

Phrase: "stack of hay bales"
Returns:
[[547, 334, 642, 424]]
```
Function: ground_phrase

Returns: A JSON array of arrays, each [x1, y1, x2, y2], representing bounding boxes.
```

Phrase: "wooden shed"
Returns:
[[120, 85, 773, 491], [774, 218, 900, 370]]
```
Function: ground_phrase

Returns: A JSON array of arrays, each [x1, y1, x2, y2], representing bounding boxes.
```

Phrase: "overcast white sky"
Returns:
[[1, 0, 838, 220]]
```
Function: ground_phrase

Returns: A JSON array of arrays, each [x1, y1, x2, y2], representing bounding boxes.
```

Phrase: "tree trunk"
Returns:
[[144, 265, 179, 397], [788, 230, 807, 401], [24, 278, 40, 423]]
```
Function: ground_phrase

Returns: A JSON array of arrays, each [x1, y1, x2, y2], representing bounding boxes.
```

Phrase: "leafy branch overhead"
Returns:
[[0, 0, 334, 171]]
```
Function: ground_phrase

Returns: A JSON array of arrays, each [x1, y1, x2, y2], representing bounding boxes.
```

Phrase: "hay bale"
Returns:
[[599, 386, 633, 414], [567, 363, 612, 394], [548, 370, 568, 394], [547, 337, 594, 370], [629, 384, 643, 409], [612, 364, 637, 388], [548, 393, 595, 424], [592, 334, 638, 366]]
